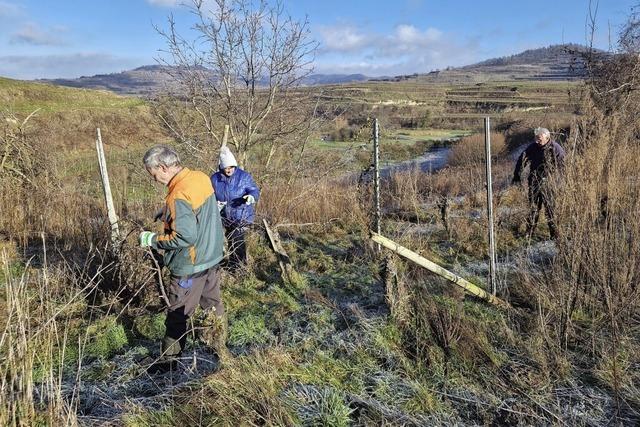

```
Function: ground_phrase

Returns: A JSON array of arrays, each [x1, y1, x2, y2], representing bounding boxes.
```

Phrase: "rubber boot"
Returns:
[[147, 336, 181, 374]]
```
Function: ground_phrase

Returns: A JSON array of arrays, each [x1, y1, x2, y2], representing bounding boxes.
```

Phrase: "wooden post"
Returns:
[[484, 118, 497, 295], [373, 118, 381, 244], [263, 219, 300, 287], [371, 232, 509, 309], [95, 128, 120, 246], [221, 124, 229, 147]]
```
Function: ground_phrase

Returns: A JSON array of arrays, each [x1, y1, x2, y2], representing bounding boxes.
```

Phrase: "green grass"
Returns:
[[0, 77, 145, 114]]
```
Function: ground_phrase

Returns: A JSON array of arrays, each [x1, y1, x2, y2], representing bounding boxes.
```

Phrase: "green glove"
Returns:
[[139, 231, 156, 248]]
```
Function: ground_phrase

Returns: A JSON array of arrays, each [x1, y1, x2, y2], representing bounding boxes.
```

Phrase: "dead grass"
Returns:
[[447, 132, 506, 167]]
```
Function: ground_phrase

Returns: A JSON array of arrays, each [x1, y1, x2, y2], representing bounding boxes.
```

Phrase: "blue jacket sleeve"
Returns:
[[513, 150, 527, 184], [552, 141, 566, 169], [242, 171, 260, 201]]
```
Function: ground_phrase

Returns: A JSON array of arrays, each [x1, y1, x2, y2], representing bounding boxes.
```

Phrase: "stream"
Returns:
[[379, 145, 452, 178]]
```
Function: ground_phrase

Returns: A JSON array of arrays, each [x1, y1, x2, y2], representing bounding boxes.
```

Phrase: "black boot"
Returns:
[[146, 335, 182, 375]]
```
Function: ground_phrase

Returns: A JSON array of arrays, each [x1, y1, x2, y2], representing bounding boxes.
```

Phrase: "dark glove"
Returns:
[[153, 207, 164, 222]]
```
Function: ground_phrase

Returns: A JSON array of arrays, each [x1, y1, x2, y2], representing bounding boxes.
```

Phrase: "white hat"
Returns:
[[219, 146, 238, 169]]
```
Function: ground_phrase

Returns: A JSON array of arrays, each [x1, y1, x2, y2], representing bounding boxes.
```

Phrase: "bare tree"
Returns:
[[0, 109, 42, 187], [155, 0, 317, 168]]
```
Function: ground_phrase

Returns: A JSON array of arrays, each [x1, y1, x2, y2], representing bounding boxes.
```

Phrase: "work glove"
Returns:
[[139, 231, 156, 248], [217, 201, 227, 212], [243, 194, 255, 205]]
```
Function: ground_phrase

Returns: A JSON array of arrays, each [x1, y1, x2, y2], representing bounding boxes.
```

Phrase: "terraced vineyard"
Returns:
[[312, 78, 581, 131]]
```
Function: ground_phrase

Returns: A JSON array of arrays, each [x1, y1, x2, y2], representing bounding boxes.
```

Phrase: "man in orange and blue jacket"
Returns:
[[140, 145, 227, 373]]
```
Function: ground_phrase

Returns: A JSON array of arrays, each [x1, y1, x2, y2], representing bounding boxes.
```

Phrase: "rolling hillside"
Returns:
[[34, 44, 595, 96], [41, 65, 370, 96], [0, 76, 167, 149]]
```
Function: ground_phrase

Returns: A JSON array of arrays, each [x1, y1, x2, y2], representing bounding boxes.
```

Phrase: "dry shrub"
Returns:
[[447, 132, 506, 167], [383, 167, 425, 217], [421, 297, 463, 361], [526, 45, 640, 410], [0, 249, 99, 427], [259, 177, 367, 229], [543, 105, 640, 339]]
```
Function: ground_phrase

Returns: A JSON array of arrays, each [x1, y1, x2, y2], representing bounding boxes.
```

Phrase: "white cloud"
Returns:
[[395, 25, 441, 44], [0, 1, 22, 17], [315, 22, 478, 76], [146, 0, 181, 7], [10, 22, 68, 46], [318, 24, 369, 52], [0, 53, 144, 80]]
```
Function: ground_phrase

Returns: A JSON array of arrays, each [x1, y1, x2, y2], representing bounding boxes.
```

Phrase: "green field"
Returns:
[[0, 77, 145, 113]]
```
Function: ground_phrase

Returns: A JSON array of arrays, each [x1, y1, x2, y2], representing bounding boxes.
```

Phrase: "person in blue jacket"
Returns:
[[211, 146, 260, 271]]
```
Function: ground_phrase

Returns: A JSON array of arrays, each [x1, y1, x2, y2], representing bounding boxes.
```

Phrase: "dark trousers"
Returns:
[[527, 184, 557, 239], [225, 226, 247, 270], [165, 266, 223, 352]]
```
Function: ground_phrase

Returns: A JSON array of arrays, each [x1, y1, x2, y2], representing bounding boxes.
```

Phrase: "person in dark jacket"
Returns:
[[512, 127, 565, 239], [211, 146, 260, 271]]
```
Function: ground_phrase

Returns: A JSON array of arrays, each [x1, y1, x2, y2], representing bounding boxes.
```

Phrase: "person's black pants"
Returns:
[[164, 266, 224, 354], [226, 226, 247, 270], [527, 184, 557, 239]]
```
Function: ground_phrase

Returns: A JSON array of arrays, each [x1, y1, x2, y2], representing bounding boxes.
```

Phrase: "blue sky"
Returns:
[[0, 0, 636, 79]]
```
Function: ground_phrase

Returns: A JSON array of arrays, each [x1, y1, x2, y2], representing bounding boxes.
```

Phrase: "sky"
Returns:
[[0, 0, 636, 80]]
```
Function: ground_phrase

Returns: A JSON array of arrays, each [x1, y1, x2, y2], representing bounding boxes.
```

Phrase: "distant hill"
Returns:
[[40, 65, 370, 96], [374, 44, 607, 84], [467, 44, 595, 68], [34, 44, 607, 94], [40, 65, 179, 97]]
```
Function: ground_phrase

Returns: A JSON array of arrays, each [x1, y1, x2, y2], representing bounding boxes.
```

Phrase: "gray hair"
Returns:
[[143, 145, 181, 169], [534, 127, 551, 138]]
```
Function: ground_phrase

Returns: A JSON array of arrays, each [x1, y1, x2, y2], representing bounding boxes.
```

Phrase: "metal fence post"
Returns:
[[373, 118, 381, 241], [484, 117, 497, 295]]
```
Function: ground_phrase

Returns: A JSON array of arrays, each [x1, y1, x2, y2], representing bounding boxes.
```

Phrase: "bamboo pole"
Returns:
[[95, 128, 120, 246], [371, 232, 510, 309]]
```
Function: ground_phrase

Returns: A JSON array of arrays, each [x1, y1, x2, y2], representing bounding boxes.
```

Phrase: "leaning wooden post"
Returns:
[[371, 232, 509, 309], [484, 117, 497, 295], [95, 128, 120, 246], [263, 219, 300, 287], [373, 118, 381, 248]]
